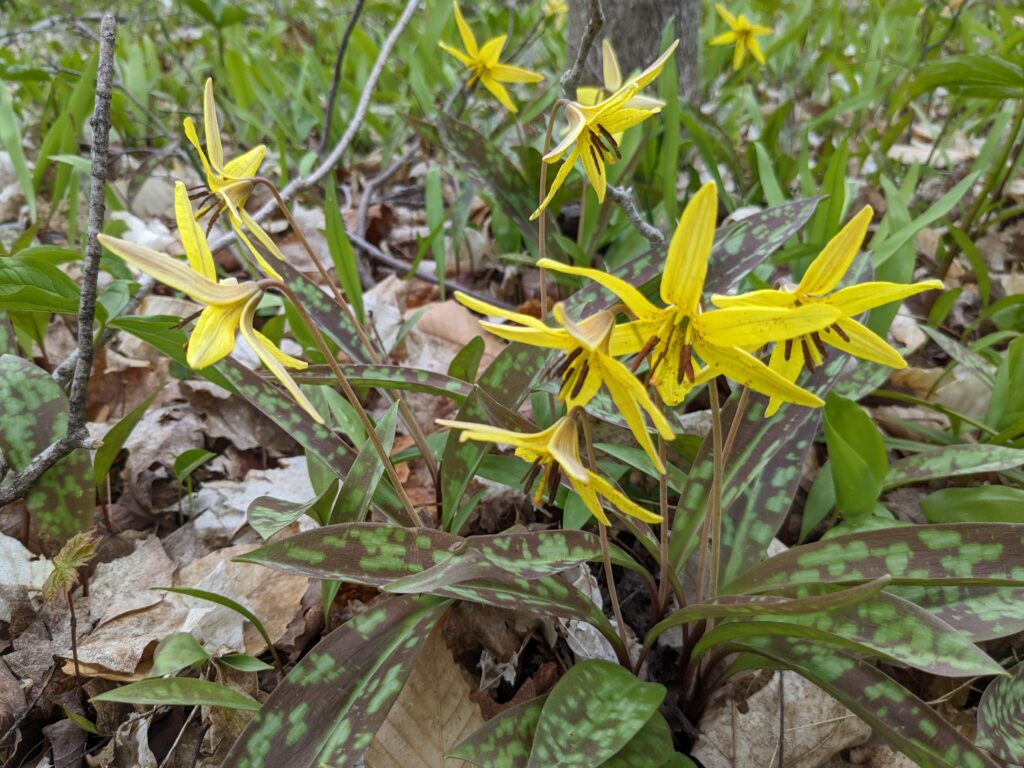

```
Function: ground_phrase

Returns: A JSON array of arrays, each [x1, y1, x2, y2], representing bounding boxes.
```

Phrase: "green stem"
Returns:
[[657, 433, 670, 614], [708, 384, 724, 600]]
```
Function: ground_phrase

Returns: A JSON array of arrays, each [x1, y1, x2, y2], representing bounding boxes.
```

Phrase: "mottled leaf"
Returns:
[[149, 632, 210, 677], [698, 591, 1003, 677], [730, 636, 1000, 768], [890, 584, 1024, 642], [528, 660, 665, 768], [450, 695, 545, 768], [296, 364, 472, 401], [724, 523, 1024, 594], [601, 712, 678, 768], [331, 401, 398, 524], [0, 354, 91, 543], [222, 595, 450, 768], [276, 258, 368, 363], [92, 677, 259, 711], [247, 479, 340, 540], [976, 660, 1024, 763], [885, 445, 1024, 489]]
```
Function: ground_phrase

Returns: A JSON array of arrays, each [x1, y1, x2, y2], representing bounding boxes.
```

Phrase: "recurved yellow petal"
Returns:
[[531, 147, 580, 220], [828, 279, 944, 317], [764, 340, 807, 417], [630, 40, 678, 91], [584, 471, 663, 524], [576, 86, 601, 107], [479, 72, 517, 112], [600, 107, 662, 135], [547, 416, 588, 482], [183, 117, 216, 186], [437, 419, 545, 450], [711, 288, 796, 308], [798, 206, 873, 297], [696, 340, 824, 408], [174, 182, 216, 281], [222, 144, 266, 180], [697, 304, 840, 347], [479, 321, 572, 349], [202, 79, 224, 172], [823, 317, 907, 368], [570, 478, 611, 525], [732, 37, 747, 70], [538, 259, 658, 322], [602, 357, 672, 472], [663, 181, 717, 310], [579, 137, 608, 202], [709, 31, 737, 46], [451, 0, 478, 56], [601, 38, 622, 91], [491, 63, 544, 83], [439, 41, 474, 66], [454, 290, 550, 330], [98, 234, 257, 307], [478, 35, 508, 68], [715, 3, 739, 27], [748, 36, 766, 65], [228, 212, 283, 280], [188, 301, 246, 369], [609, 319, 657, 357]]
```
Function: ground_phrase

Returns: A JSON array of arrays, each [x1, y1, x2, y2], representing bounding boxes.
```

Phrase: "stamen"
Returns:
[[678, 344, 695, 384], [784, 339, 793, 362], [172, 309, 204, 329], [830, 322, 850, 342], [523, 459, 543, 496], [546, 464, 562, 504], [205, 206, 222, 236], [588, 144, 604, 175], [596, 124, 622, 159], [631, 335, 660, 372], [554, 347, 584, 380], [801, 338, 815, 372], [812, 331, 828, 359], [570, 360, 591, 400]]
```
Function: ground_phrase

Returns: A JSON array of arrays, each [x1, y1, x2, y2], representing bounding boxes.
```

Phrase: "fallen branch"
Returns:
[[560, 0, 604, 96], [606, 184, 666, 245], [0, 14, 116, 507], [318, 0, 367, 159]]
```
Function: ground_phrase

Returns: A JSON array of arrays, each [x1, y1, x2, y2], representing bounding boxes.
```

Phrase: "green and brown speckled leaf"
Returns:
[[296, 364, 472, 402], [276, 258, 368, 363], [601, 712, 678, 768], [723, 523, 1024, 595], [891, 584, 1024, 642], [450, 695, 546, 768], [0, 354, 90, 543], [730, 636, 1000, 768], [697, 590, 1003, 677], [247, 479, 340, 540], [330, 401, 398, 525], [885, 445, 1024, 489], [223, 595, 450, 768], [976, 660, 1024, 763], [527, 660, 665, 768]]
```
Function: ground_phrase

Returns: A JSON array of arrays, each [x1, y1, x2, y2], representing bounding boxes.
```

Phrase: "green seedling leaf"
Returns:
[[988, 335, 1024, 432], [0, 84, 35, 222], [173, 448, 216, 482], [528, 660, 665, 768], [62, 705, 101, 735], [909, 54, 1024, 100], [451, 695, 545, 767], [448, 336, 485, 382], [156, 588, 276, 661], [731, 636, 1000, 768], [222, 595, 450, 768], [977, 660, 1024, 763], [922, 486, 1024, 524], [824, 393, 887, 524], [724, 523, 1024, 595], [885, 445, 1024, 489], [425, 165, 445, 297], [93, 388, 162, 492], [330, 401, 399, 524], [218, 653, 274, 673], [248, 479, 340, 540], [0, 354, 91, 542], [149, 632, 210, 677], [323, 181, 364, 323], [92, 677, 260, 711]]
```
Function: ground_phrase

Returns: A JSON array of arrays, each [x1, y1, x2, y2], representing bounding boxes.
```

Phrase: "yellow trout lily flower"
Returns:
[[98, 182, 322, 423], [709, 4, 773, 70], [455, 292, 673, 472], [712, 206, 944, 416], [542, 0, 568, 18], [577, 39, 666, 115], [440, 0, 544, 113], [183, 79, 285, 280], [531, 40, 678, 219], [540, 182, 842, 407], [437, 413, 661, 526]]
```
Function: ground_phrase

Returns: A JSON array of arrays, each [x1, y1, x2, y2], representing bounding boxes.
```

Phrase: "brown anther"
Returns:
[[546, 464, 562, 504], [596, 124, 622, 159], [522, 459, 543, 495], [801, 338, 815, 372], [830, 322, 850, 342], [678, 344, 695, 384], [204, 206, 223, 236], [588, 143, 605, 175], [569, 360, 591, 400], [631, 335, 660, 372], [554, 346, 583, 380], [811, 331, 828, 359], [784, 339, 794, 361]]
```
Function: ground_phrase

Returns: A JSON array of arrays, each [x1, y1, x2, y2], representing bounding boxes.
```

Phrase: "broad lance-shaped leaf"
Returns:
[[0, 354, 91, 543], [92, 677, 259, 711], [669, 355, 845, 581], [223, 595, 450, 768], [248, 479, 340, 540], [295, 364, 472, 402], [528, 660, 665, 768], [644, 577, 892, 650], [728, 636, 1001, 768], [891, 584, 1024, 642], [330, 401, 399, 525], [723, 523, 1024, 595], [695, 590, 1003, 677], [450, 695, 546, 768], [977, 660, 1024, 763], [885, 445, 1024, 489]]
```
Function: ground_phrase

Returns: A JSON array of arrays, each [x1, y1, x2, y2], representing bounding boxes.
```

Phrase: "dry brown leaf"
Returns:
[[365, 624, 484, 768]]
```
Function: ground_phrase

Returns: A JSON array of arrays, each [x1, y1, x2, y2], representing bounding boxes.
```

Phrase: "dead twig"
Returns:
[[319, 0, 368, 159], [0, 15, 116, 507], [606, 184, 666, 245], [561, 0, 604, 96]]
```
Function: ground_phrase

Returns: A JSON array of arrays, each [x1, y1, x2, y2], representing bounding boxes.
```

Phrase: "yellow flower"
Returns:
[[709, 4, 773, 70], [576, 39, 666, 115], [531, 40, 678, 218], [440, 0, 544, 113], [712, 206, 944, 416], [183, 79, 285, 280], [455, 292, 674, 472], [437, 413, 661, 525], [98, 182, 322, 423], [542, 0, 567, 17], [539, 182, 842, 407]]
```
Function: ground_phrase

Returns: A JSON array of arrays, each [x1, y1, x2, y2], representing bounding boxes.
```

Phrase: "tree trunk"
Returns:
[[566, 0, 700, 102]]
